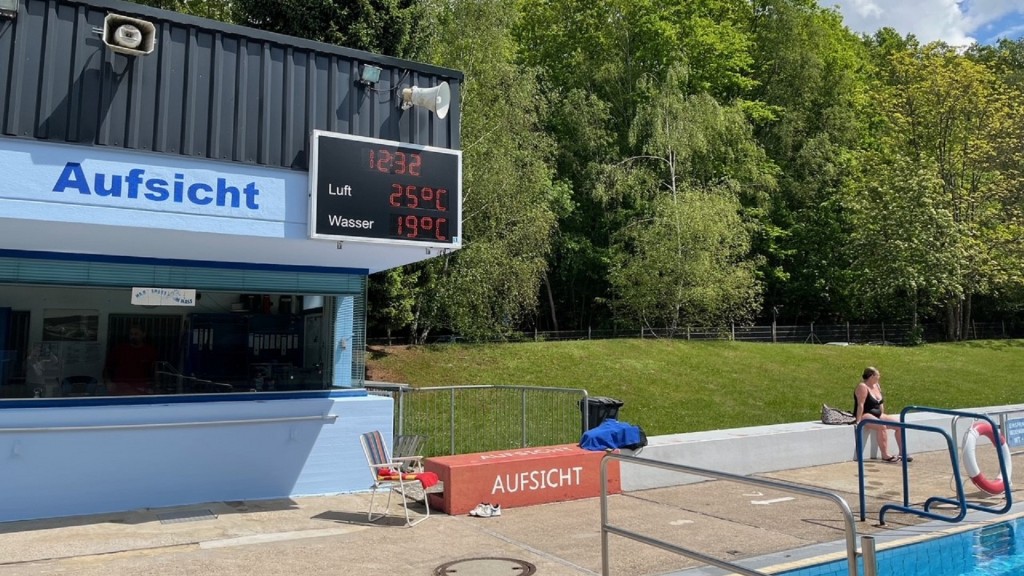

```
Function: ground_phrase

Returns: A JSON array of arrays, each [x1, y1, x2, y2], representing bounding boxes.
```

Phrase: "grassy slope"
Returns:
[[366, 339, 1024, 435]]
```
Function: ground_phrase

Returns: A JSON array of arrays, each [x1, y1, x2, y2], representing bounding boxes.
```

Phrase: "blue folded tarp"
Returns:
[[579, 418, 647, 451]]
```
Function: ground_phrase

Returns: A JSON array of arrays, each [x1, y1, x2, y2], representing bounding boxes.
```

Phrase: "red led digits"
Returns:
[[368, 148, 422, 176], [376, 149, 392, 173], [387, 185, 449, 211], [320, 134, 456, 245], [404, 185, 419, 209], [394, 215, 449, 241], [389, 183, 402, 207]]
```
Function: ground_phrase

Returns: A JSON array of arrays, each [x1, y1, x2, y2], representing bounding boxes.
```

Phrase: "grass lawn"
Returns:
[[365, 339, 1024, 436]]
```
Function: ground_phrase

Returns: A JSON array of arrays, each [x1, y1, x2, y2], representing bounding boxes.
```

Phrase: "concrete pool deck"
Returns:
[[0, 447, 1019, 576]]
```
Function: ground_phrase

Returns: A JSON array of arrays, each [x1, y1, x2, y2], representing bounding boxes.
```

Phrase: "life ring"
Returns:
[[962, 421, 1013, 495]]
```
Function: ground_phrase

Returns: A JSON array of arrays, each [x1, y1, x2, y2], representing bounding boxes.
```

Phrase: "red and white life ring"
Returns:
[[962, 421, 1013, 495]]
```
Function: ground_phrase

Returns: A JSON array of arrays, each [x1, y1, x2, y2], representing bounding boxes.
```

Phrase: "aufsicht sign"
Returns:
[[0, 138, 298, 228]]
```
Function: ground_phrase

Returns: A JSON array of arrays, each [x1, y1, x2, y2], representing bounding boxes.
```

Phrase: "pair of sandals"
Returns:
[[882, 454, 914, 463]]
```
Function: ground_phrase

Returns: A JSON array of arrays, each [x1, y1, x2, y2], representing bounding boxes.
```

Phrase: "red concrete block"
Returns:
[[424, 444, 621, 515]]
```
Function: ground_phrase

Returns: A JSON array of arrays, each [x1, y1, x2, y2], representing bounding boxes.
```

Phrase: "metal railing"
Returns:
[[949, 406, 1024, 457], [365, 383, 588, 457], [855, 418, 967, 525], [0, 413, 338, 433], [369, 320, 1022, 346], [855, 407, 1014, 526], [903, 407, 1013, 519], [599, 453, 865, 576]]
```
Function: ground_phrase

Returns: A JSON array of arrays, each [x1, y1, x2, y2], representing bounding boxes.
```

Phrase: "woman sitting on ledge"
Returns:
[[854, 366, 913, 463]]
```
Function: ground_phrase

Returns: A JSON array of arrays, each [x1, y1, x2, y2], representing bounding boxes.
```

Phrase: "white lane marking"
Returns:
[[751, 497, 795, 505], [743, 491, 764, 496], [670, 519, 694, 526]]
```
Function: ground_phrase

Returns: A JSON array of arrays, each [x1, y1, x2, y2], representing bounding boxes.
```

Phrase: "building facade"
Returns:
[[0, 0, 462, 521]]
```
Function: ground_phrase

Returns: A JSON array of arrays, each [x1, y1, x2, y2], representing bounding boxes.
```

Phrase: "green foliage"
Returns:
[[230, 0, 423, 56], [599, 70, 770, 331], [853, 41, 1024, 335], [368, 269, 419, 343], [396, 0, 560, 341], [127, 0, 233, 20], [609, 192, 762, 330]]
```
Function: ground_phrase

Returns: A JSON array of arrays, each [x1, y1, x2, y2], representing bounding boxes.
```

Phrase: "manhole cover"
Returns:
[[434, 557, 537, 575]]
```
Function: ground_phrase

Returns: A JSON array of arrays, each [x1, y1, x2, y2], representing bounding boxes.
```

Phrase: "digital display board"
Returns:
[[309, 130, 462, 247]]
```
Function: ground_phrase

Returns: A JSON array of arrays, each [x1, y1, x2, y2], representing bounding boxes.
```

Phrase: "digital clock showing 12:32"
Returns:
[[309, 130, 462, 247]]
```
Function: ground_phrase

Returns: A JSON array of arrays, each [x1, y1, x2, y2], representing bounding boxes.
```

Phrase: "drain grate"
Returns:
[[156, 509, 218, 524], [434, 557, 536, 575]]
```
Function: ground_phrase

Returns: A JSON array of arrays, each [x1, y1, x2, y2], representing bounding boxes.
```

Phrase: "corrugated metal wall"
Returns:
[[0, 0, 462, 170]]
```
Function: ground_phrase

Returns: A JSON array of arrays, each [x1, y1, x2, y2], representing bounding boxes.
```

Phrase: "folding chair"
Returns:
[[359, 430, 430, 527], [392, 434, 426, 472]]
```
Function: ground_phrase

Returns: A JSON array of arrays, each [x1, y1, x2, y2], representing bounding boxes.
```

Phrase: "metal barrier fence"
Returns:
[[365, 383, 588, 457]]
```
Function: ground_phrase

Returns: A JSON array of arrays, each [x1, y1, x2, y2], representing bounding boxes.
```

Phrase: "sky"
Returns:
[[825, 0, 1024, 46]]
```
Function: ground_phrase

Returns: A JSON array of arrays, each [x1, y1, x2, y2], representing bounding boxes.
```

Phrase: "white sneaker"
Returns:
[[476, 504, 501, 518], [469, 503, 491, 517]]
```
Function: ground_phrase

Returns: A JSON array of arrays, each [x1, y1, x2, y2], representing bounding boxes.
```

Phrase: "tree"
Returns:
[[516, 0, 762, 331], [128, 0, 233, 21], [392, 0, 564, 342], [230, 0, 423, 57], [745, 0, 873, 322], [367, 268, 418, 344], [601, 70, 769, 332], [848, 41, 1024, 338]]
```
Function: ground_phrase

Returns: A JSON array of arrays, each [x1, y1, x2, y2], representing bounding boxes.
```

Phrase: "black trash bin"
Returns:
[[580, 396, 624, 431]]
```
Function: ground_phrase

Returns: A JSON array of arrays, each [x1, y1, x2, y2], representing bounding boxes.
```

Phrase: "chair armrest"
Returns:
[[392, 455, 424, 472]]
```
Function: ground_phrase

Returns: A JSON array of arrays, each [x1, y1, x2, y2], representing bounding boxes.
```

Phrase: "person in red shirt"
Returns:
[[103, 325, 158, 395]]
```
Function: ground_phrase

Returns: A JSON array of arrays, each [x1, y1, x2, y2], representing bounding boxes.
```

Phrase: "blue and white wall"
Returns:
[[0, 391, 393, 522]]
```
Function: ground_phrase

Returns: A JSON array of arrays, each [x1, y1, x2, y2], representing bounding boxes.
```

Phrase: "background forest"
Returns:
[[135, 0, 1024, 343]]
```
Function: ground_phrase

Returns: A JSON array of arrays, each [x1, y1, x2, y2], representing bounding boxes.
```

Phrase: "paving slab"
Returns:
[[0, 449, 1019, 576]]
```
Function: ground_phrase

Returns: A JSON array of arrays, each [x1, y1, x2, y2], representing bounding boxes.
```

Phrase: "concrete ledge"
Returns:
[[621, 404, 1024, 491]]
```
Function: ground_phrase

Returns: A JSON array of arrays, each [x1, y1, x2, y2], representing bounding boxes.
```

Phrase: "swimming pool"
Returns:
[[779, 518, 1021, 576]]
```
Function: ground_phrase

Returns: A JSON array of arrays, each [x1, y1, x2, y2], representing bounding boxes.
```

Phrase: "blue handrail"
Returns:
[[856, 406, 1014, 526], [856, 417, 967, 525], [901, 407, 1013, 516]]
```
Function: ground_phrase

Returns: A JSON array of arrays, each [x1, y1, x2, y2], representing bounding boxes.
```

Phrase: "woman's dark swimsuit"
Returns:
[[855, 391, 883, 418]]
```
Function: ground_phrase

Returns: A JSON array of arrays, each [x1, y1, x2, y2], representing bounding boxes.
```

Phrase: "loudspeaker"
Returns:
[[401, 82, 451, 119], [102, 13, 156, 56]]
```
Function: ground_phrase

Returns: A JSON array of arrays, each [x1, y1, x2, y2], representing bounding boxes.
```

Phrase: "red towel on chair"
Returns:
[[378, 469, 440, 489]]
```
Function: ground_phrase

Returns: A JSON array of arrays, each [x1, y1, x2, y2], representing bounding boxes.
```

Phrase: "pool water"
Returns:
[[779, 518, 1021, 576]]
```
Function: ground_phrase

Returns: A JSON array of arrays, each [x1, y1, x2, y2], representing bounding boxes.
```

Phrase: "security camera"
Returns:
[[102, 14, 156, 56]]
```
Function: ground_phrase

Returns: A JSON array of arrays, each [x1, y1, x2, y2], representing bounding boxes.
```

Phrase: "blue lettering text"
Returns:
[[51, 163, 260, 210]]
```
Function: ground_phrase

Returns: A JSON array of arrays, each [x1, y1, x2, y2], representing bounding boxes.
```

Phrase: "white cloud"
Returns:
[[825, 0, 1024, 45]]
